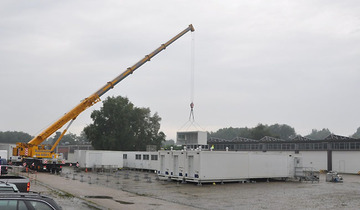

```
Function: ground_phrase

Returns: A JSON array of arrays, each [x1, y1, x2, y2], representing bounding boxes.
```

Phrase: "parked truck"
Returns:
[[11, 25, 195, 172]]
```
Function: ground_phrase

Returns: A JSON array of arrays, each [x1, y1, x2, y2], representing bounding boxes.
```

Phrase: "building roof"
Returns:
[[259, 136, 285, 142], [209, 134, 358, 144], [231, 137, 258, 142], [324, 134, 354, 140], [291, 135, 313, 141]]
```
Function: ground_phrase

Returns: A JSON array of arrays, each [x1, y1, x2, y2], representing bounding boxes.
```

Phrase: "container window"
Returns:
[[143, 154, 149, 160]]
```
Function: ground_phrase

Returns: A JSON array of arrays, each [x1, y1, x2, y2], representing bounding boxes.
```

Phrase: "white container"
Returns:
[[176, 131, 207, 145], [158, 150, 174, 178], [0, 150, 8, 160], [0, 143, 15, 160], [158, 150, 296, 183], [74, 150, 123, 169], [122, 151, 159, 170], [171, 150, 187, 181]]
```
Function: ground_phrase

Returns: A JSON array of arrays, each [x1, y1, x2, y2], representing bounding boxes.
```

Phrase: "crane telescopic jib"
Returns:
[[12, 24, 195, 172]]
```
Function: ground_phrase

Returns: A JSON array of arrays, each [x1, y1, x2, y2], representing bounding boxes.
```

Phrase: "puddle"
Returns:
[[115, 200, 134, 205], [84, 195, 113, 199]]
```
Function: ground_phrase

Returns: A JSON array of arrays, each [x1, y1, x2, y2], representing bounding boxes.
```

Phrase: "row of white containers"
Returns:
[[158, 150, 301, 183], [70, 150, 360, 175], [72, 150, 159, 170], [72, 150, 300, 183]]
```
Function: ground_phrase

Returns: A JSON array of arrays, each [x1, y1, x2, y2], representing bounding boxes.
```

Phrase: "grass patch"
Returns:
[[50, 189, 74, 198]]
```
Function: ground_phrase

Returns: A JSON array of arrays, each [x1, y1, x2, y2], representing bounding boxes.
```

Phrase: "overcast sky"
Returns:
[[1, 0, 359, 140]]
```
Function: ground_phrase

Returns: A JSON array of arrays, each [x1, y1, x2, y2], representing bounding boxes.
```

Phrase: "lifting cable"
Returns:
[[179, 31, 204, 132], [189, 31, 195, 121]]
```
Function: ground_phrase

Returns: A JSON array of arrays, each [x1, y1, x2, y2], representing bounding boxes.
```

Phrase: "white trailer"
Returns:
[[123, 151, 159, 171], [158, 150, 297, 184], [0, 150, 8, 160], [73, 150, 123, 169], [0, 143, 15, 160]]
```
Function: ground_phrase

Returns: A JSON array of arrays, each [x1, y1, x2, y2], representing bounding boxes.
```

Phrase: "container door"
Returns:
[[188, 156, 194, 178], [173, 155, 178, 176], [160, 155, 165, 174]]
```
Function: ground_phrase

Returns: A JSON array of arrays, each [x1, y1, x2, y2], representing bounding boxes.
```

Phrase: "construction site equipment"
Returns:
[[326, 171, 343, 182], [295, 167, 320, 183], [12, 24, 195, 172]]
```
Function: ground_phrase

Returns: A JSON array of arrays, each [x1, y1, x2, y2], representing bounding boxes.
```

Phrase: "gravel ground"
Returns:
[[13, 167, 360, 210], [26, 177, 102, 210]]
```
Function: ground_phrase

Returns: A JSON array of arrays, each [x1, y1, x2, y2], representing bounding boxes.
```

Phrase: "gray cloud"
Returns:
[[1, 0, 359, 140]]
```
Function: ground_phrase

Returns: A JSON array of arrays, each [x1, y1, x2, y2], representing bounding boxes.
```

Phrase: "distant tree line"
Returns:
[[43, 131, 90, 145], [210, 124, 296, 141], [210, 124, 360, 140], [2, 124, 360, 146], [2, 95, 360, 148], [0, 131, 89, 145], [0, 131, 32, 144]]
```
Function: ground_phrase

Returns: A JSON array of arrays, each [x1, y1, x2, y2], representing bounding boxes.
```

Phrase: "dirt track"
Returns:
[[14, 167, 360, 210]]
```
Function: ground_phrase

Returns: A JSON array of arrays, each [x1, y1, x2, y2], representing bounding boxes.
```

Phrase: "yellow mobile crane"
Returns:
[[12, 24, 195, 173]]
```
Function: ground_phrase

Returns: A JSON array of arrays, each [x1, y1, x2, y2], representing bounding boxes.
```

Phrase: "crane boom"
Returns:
[[14, 24, 195, 160]]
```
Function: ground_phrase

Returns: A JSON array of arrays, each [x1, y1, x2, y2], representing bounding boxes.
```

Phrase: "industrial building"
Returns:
[[208, 134, 360, 174]]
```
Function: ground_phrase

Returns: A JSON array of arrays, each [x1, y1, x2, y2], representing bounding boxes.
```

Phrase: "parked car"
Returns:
[[0, 176, 30, 192], [0, 192, 61, 210], [0, 182, 19, 193]]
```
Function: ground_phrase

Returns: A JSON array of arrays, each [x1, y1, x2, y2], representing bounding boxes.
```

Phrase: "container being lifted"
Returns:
[[158, 150, 299, 185]]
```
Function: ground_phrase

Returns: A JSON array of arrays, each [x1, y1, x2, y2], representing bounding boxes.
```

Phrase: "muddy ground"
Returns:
[[13, 167, 360, 210]]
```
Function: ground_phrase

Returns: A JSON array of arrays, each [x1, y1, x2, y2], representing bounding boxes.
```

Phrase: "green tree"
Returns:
[[76, 131, 90, 144], [268, 124, 296, 140], [43, 131, 61, 145], [0, 131, 32, 143], [305, 128, 331, 140], [84, 96, 165, 151], [250, 124, 272, 140], [210, 127, 252, 140], [210, 123, 296, 140], [210, 127, 240, 140], [43, 132, 89, 145], [60, 133, 78, 145]]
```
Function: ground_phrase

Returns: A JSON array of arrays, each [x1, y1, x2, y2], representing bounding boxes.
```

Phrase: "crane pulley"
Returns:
[[189, 102, 195, 121]]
